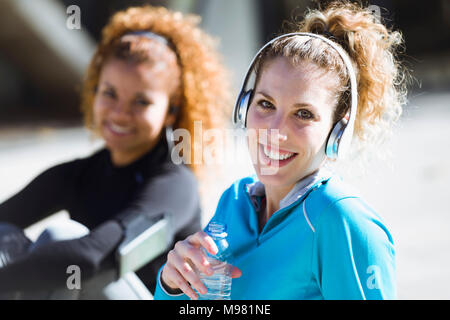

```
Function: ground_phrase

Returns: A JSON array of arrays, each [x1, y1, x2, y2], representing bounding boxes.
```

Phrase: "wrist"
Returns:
[[160, 268, 183, 295]]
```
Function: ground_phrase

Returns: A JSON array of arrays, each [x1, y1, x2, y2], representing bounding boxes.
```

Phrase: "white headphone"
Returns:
[[232, 32, 358, 160]]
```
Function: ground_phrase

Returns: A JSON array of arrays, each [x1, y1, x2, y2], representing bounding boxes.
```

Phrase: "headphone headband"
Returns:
[[122, 30, 177, 52], [232, 32, 358, 159], [123, 30, 168, 43]]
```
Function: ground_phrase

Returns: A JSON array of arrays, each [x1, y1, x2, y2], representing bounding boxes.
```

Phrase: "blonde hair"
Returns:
[[254, 1, 409, 162], [80, 6, 232, 180]]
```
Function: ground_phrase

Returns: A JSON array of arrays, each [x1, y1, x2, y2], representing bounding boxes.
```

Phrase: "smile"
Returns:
[[259, 144, 298, 169], [105, 122, 135, 136], [262, 144, 297, 161]]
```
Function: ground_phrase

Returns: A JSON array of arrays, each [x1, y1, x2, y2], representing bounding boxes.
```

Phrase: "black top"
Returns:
[[0, 138, 202, 293]]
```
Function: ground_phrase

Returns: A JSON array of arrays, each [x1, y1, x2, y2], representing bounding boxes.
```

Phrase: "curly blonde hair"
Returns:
[[255, 1, 409, 158], [80, 5, 231, 179]]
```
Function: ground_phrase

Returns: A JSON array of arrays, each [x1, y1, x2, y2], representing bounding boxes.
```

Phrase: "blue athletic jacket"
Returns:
[[154, 172, 396, 300]]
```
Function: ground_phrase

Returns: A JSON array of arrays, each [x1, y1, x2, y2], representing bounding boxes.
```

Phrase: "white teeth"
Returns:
[[108, 122, 133, 134], [263, 145, 295, 161]]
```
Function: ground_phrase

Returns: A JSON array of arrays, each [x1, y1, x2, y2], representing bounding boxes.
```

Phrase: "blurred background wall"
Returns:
[[0, 0, 449, 299], [1, 0, 449, 125]]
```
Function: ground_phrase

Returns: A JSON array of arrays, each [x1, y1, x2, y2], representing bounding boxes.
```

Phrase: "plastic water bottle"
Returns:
[[198, 222, 232, 300]]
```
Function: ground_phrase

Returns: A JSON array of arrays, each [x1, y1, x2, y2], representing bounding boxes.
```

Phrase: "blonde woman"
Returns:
[[156, 1, 407, 300]]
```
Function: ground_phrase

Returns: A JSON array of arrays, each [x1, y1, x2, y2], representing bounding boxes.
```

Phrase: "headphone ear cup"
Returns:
[[325, 118, 347, 159], [234, 90, 253, 128]]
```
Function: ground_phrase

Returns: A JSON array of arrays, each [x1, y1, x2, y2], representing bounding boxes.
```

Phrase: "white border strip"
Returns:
[[302, 200, 315, 233]]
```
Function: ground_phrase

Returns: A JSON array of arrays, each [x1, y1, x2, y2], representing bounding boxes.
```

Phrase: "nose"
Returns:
[[268, 113, 288, 143], [110, 101, 132, 120]]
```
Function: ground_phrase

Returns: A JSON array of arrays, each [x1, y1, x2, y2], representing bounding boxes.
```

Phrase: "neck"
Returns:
[[110, 149, 147, 167], [262, 167, 323, 225], [109, 132, 166, 167], [263, 183, 295, 221], [110, 141, 158, 167]]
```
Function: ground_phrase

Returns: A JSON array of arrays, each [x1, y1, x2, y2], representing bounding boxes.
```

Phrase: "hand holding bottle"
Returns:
[[161, 229, 242, 300]]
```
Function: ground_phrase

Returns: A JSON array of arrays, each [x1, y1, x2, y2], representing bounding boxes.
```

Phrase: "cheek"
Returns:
[[246, 105, 266, 129], [292, 124, 328, 156], [138, 107, 168, 133], [246, 106, 270, 146], [246, 109, 269, 151], [92, 97, 107, 123]]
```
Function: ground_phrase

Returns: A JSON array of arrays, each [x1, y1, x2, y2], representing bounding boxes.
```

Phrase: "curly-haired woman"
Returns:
[[0, 6, 230, 298], [156, 1, 408, 300]]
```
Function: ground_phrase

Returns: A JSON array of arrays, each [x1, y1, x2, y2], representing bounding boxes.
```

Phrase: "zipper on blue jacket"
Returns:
[[243, 177, 331, 243]]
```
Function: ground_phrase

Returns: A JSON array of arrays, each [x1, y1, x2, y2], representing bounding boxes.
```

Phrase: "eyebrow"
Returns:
[[100, 81, 115, 89], [255, 90, 318, 111], [100, 81, 152, 99], [135, 92, 152, 101]]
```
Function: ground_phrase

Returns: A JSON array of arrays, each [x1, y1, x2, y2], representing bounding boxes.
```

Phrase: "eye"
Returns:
[[101, 88, 116, 99], [256, 99, 275, 110], [135, 98, 150, 107], [296, 109, 314, 120]]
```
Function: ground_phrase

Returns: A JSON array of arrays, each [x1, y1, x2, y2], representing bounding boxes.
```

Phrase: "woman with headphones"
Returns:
[[155, 1, 408, 300], [0, 6, 230, 298]]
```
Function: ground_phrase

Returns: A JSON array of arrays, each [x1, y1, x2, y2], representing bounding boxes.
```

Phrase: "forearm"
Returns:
[[0, 220, 123, 293], [0, 163, 73, 228]]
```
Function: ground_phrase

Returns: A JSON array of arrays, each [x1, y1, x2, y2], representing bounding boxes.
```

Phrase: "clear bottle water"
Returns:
[[198, 222, 232, 300]]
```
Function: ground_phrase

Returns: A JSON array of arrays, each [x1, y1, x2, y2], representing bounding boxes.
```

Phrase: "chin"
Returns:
[[254, 164, 295, 187], [103, 137, 126, 150], [104, 144, 126, 156], [254, 158, 317, 188], [104, 136, 140, 153]]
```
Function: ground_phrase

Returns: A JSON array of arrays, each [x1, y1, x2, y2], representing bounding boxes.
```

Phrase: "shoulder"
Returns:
[[211, 175, 257, 221], [304, 177, 394, 246], [306, 175, 362, 208], [305, 175, 363, 226], [52, 148, 107, 170], [306, 176, 394, 245], [33, 149, 104, 180], [153, 162, 199, 189], [137, 162, 200, 205]]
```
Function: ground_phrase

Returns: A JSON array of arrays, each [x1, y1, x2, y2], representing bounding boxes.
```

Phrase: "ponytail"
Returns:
[[298, 1, 409, 145]]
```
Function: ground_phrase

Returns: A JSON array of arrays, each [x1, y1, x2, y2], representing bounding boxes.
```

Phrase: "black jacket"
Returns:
[[0, 138, 201, 293]]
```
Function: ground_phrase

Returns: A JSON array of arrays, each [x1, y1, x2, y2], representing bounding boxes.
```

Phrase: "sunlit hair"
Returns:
[[254, 1, 409, 161], [80, 5, 231, 179]]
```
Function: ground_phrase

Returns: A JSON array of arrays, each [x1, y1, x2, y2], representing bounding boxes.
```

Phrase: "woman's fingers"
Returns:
[[162, 232, 215, 298], [168, 249, 208, 296], [230, 265, 243, 279], [187, 231, 218, 256], [188, 232, 242, 279], [175, 234, 215, 275], [162, 264, 199, 300], [163, 231, 242, 299]]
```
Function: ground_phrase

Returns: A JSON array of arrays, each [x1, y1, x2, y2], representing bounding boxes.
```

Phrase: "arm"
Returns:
[[120, 163, 202, 293], [0, 220, 123, 293], [0, 161, 79, 229], [0, 162, 200, 294], [153, 173, 223, 300], [153, 184, 242, 300], [117, 163, 202, 240], [311, 197, 396, 300]]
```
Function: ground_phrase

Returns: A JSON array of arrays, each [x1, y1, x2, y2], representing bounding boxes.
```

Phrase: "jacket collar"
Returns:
[[246, 167, 333, 212]]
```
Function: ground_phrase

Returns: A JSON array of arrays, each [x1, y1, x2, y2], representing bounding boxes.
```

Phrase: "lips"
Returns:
[[104, 121, 135, 136], [262, 144, 296, 160], [259, 143, 298, 167]]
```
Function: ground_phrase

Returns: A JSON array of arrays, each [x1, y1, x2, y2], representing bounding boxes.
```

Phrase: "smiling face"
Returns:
[[93, 57, 177, 166], [247, 56, 339, 192]]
